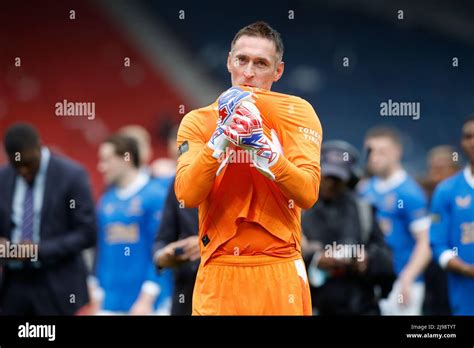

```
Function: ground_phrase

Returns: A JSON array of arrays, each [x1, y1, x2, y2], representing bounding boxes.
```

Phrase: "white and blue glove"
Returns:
[[223, 101, 282, 180], [207, 87, 254, 159]]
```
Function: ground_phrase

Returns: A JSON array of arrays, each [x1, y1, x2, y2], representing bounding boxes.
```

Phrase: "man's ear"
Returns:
[[395, 145, 403, 162], [227, 52, 232, 73], [273, 61, 284, 82], [34, 143, 42, 154]]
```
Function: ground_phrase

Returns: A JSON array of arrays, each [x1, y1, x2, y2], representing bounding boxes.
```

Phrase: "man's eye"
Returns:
[[257, 61, 266, 67], [238, 57, 246, 63]]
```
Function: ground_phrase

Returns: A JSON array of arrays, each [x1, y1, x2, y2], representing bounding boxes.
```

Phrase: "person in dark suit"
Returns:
[[302, 140, 395, 315], [153, 177, 199, 315], [0, 123, 97, 315]]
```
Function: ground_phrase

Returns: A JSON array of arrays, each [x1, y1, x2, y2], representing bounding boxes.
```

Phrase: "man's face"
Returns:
[[320, 176, 347, 201], [365, 136, 401, 177], [118, 129, 151, 167], [427, 154, 458, 184], [97, 143, 127, 186], [461, 120, 474, 163], [9, 146, 41, 184], [227, 35, 284, 91]]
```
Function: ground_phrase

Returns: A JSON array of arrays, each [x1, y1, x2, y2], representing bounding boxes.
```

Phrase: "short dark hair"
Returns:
[[463, 113, 474, 127], [4, 123, 40, 156], [365, 126, 402, 147], [105, 134, 140, 168], [231, 21, 284, 62]]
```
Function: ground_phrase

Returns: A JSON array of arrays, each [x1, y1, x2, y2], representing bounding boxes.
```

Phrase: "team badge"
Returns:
[[384, 193, 396, 210], [128, 197, 143, 216], [178, 140, 189, 157], [104, 203, 115, 215]]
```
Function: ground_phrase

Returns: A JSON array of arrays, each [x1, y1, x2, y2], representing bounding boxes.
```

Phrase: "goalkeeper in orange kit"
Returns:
[[175, 21, 323, 315]]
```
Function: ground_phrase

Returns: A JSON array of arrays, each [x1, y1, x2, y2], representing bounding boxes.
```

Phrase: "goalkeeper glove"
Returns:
[[224, 100, 282, 180], [207, 87, 254, 159]]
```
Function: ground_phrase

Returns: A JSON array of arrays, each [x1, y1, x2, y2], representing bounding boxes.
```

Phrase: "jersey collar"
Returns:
[[463, 166, 474, 189], [116, 171, 150, 200], [374, 168, 407, 193]]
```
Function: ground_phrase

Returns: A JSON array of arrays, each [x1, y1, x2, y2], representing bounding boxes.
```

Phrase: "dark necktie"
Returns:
[[21, 185, 34, 242]]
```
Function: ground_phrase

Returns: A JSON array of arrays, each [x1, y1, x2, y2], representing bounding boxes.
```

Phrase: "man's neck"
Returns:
[[380, 164, 402, 180], [117, 169, 139, 189]]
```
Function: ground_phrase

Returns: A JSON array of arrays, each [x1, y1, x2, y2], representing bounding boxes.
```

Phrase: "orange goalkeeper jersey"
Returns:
[[175, 87, 322, 265]]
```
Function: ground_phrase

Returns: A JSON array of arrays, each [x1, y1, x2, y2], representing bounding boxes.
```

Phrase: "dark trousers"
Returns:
[[423, 260, 451, 315], [1, 267, 64, 315]]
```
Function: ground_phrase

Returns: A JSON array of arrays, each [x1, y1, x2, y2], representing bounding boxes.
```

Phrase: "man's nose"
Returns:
[[243, 64, 255, 78]]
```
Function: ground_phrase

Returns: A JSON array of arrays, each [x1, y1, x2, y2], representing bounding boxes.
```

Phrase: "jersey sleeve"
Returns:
[[271, 98, 322, 209], [141, 188, 167, 297], [402, 186, 430, 236], [94, 196, 107, 286], [429, 182, 454, 268], [174, 111, 221, 208], [153, 178, 180, 254]]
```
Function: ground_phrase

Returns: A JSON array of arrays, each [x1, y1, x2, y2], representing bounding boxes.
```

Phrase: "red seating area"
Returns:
[[0, 0, 187, 198]]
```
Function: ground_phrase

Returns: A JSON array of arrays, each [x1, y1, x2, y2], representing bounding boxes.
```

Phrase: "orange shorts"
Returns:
[[192, 254, 312, 315]]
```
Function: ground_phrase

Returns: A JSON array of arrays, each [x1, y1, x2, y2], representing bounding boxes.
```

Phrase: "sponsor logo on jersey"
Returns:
[[455, 195, 471, 208]]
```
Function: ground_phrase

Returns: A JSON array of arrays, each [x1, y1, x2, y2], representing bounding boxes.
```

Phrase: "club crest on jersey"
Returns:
[[178, 140, 189, 157], [104, 203, 115, 216], [127, 197, 143, 216], [455, 195, 471, 208], [384, 193, 396, 210]]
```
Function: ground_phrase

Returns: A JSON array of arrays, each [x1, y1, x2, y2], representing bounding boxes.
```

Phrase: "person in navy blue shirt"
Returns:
[[430, 116, 474, 315], [359, 126, 431, 315]]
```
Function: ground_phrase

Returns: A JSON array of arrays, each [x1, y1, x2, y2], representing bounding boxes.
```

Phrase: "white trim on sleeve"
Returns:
[[439, 249, 456, 269], [141, 281, 161, 298], [409, 216, 431, 236]]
